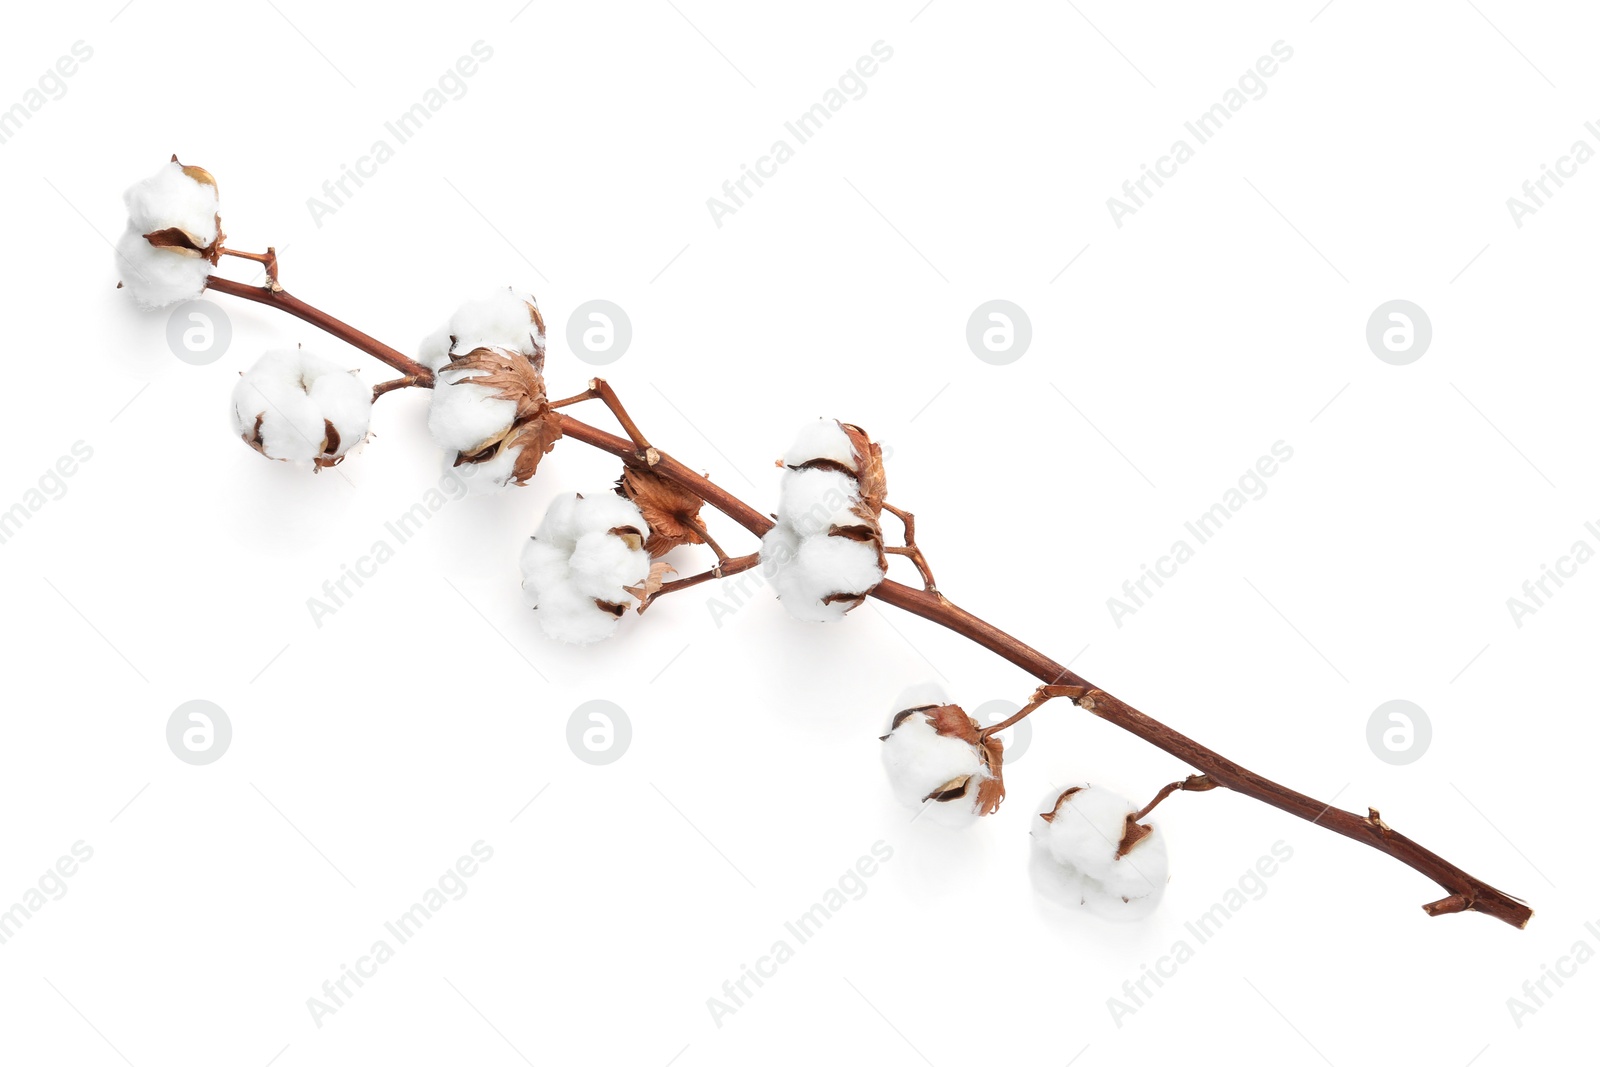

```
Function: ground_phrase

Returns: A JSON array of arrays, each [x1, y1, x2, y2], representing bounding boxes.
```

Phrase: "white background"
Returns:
[[1, 1, 1595, 1064]]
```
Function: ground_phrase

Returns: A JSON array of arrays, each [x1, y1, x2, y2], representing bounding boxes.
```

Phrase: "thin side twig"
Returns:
[[642, 551, 761, 609]]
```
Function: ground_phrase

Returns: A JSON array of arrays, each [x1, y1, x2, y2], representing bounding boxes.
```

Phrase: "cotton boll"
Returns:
[[115, 224, 211, 309], [425, 346, 556, 488], [518, 493, 652, 644], [1081, 882, 1165, 921], [232, 373, 324, 462], [314, 367, 374, 449], [1029, 835, 1094, 907], [760, 522, 884, 622], [762, 525, 835, 622], [452, 446, 522, 495], [762, 524, 845, 621], [880, 710, 989, 824], [448, 289, 546, 362], [1035, 784, 1135, 883], [782, 418, 858, 471], [519, 538, 571, 606], [537, 493, 586, 547], [231, 349, 370, 464], [920, 792, 994, 828], [123, 161, 218, 248], [418, 322, 455, 372], [567, 492, 649, 541], [774, 570, 850, 622], [542, 493, 603, 545], [417, 299, 552, 484], [764, 533, 847, 622], [529, 582, 624, 645], [419, 289, 546, 369], [1029, 785, 1169, 920], [1028, 828, 1164, 920], [117, 160, 220, 309], [568, 530, 650, 603], [764, 420, 887, 623], [1065, 854, 1167, 921], [779, 467, 861, 537], [792, 533, 883, 602], [760, 523, 801, 571], [427, 364, 517, 453], [889, 682, 948, 720], [1098, 825, 1168, 904]]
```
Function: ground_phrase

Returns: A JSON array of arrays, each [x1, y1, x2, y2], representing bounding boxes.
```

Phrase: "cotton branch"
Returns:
[[562, 418, 1535, 927], [201, 271, 1534, 930]]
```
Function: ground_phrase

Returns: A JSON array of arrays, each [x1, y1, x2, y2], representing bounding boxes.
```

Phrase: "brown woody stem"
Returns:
[[1131, 774, 1217, 822], [589, 378, 653, 456], [644, 551, 761, 608], [555, 416, 770, 532], [557, 421, 1534, 927], [549, 378, 655, 459], [883, 503, 938, 592], [978, 684, 1083, 739], [372, 374, 426, 401], [685, 516, 731, 565], [218, 245, 280, 287], [203, 274, 1534, 930], [204, 276, 433, 381]]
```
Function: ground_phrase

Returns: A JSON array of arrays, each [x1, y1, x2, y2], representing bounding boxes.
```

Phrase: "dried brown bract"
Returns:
[[616, 468, 707, 557], [882, 702, 1006, 817], [445, 347, 563, 485]]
